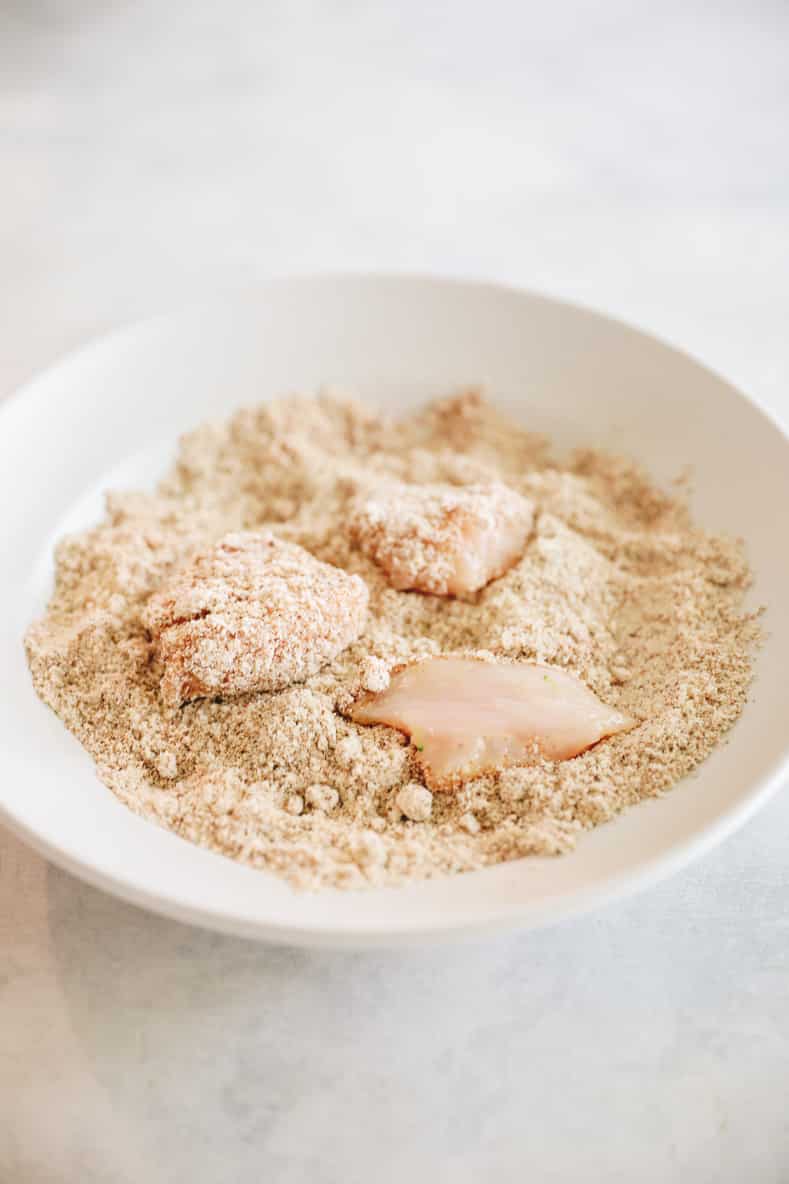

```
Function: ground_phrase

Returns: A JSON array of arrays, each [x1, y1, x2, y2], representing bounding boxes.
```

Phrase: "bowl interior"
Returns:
[[2, 275, 788, 945]]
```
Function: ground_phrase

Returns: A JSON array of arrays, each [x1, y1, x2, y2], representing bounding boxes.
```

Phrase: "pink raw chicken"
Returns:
[[350, 656, 635, 789]]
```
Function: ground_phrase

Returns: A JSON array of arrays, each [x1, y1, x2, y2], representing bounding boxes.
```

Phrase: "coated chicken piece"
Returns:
[[144, 530, 368, 705], [349, 481, 534, 596], [349, 656, 635, 788]]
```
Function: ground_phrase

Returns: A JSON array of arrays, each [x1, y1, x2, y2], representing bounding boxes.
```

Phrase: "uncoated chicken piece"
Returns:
[[349, 481, 534, 596], [349, 656, 635, 789], [144, 531, 368, 705]]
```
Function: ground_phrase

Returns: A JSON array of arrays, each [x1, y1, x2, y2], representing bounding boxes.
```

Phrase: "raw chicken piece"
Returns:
[[349, 656, 635, 789], [144, 530, 368, 705], [349, 481, 534, 596]]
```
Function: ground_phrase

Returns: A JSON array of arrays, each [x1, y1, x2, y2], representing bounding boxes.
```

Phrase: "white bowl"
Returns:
[[2, 275, 788, 947]]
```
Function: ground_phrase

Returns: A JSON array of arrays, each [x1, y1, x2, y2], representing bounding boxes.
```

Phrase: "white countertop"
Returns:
[[2, 3, 789, 1181]]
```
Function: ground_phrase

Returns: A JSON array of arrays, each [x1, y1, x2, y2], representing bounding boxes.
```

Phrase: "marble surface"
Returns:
[[2, 2, 789, 1180]]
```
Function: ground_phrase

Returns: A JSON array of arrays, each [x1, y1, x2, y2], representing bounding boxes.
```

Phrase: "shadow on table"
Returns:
[[45, 808, 788, 1184], [45, 863, 553, 1182]]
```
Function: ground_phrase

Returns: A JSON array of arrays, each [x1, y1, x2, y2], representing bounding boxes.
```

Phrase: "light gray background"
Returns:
[[2, 3, 788, 1181]]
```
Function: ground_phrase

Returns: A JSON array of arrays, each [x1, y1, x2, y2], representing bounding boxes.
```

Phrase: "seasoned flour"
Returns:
[[25, 390, 759, 890]]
